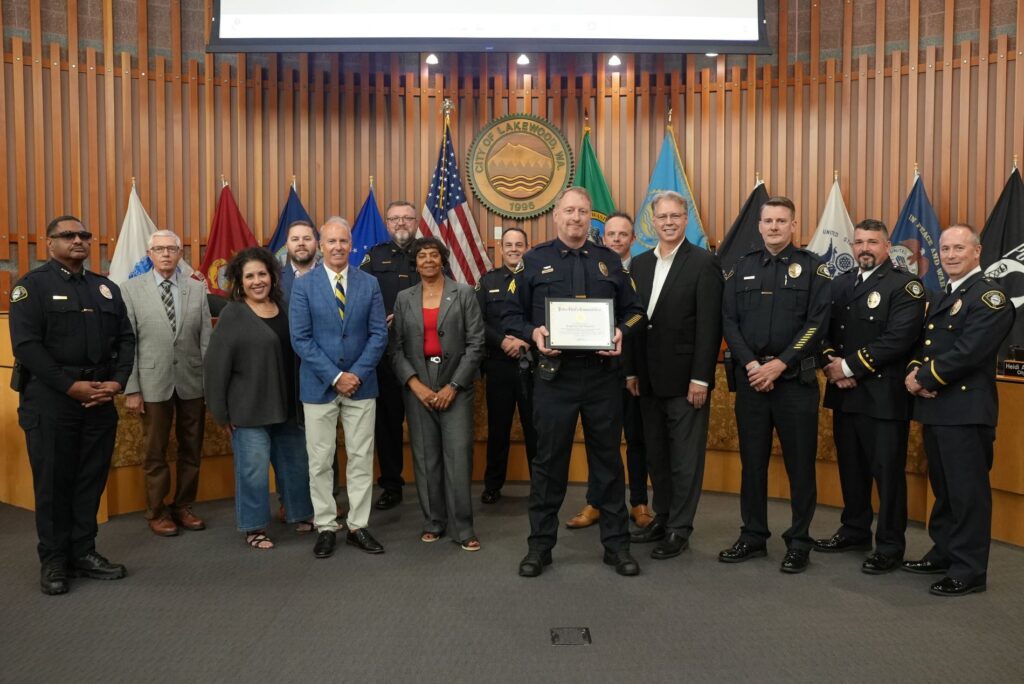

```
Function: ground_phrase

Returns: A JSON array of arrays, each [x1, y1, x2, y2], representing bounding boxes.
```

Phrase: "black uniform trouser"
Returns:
[[19, 380, 119, 564], [374, 360, 406, 493], [922, 424, 994, 583], [528, 356, 630, 552], [734, 371, 818, 551], [482, 357, 537, 491], [585, 388, 648, 507], [833, 411, 908, 556]]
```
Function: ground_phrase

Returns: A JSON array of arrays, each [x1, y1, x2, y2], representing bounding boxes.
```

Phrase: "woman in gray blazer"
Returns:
[[390, 237, 486, 550]]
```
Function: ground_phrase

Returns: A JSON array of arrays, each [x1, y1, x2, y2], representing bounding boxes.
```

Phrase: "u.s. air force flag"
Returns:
[[634, 127, 707, 254], [807, 179, 856, 276], [890, 174, 946, 290], [981, 168, 1024, 364]]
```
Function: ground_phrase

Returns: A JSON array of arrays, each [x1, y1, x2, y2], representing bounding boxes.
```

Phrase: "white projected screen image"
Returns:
[[216, 0, 762, 44]]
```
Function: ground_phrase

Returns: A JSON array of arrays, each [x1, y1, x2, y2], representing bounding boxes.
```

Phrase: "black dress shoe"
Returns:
[[651, 533, 689, 560], [374, 490, 402, 510], [630, 520, 666, 544], [812, 533, 873, 553], [718, 541, 768, 563], [481, 489, 501, 504], [929, 576, 986, 597], [518, 549, 552, 577], [313, 531, 336, 558], [862, 552, 902, 575], [603, 548, 640, 576], [901, 558, 950, 575], [346, 528, 385, 554], [780, 549, 810, 574], [71, 552, 126, 580], [40, 560, 69, 595]]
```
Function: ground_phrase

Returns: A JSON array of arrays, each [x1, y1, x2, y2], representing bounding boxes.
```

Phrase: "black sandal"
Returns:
[[245, 531, 274, 550]]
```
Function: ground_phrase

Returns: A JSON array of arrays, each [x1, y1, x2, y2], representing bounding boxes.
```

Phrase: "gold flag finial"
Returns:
[[441, 98, 454, 123], [913, 161, 920, 177], [755, 171, 762, 185], [668, 108, 673, 126], [130, 176, 136, 188], [833, 170, 839, 182], [1014, 154, 1019, 170], [291, 175, 296, 190], [221, 174, 228, 187], [369, 175, 375, 189]]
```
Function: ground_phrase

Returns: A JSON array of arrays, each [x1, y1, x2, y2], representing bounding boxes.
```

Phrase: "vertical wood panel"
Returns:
[[1014, 1, 1024, 163], [51, 44, 66, 227], [102, 1, 116, 258], [119, 52, 132, 216], [67, 1, 82, 220], [235, 54, 248, 226], [777, 0, 789, 198], [252, 65, 264, 241], [840, 0, 853, 203], [12, 38, 29, 270], [138, 0, 150, 208], [30, 2, 46, 260], [873, 1, 886, 219], [187, 59, 200, 266], [762, 64, 772, 189], [825, 59, 836, 202], [807, 1, 821, 229], [938, 0, 955, 226], [792, 63, 804, 239], [994, 36, 1009, 197], [85, 48, 100, 265], [906, 0, 921, 189], [923, 45, 937, 197], [155, 58, 168, 228], [170, 2, 184, 234], [976, 0, 991, 212], [0, 0, 9, 259], [715, 56, 726, 239], [957, 40, 972, 222], [889, 51, 903, 226], [856, 54, 869, 218]]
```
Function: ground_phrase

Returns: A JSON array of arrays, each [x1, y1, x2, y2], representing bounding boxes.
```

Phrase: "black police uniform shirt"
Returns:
[[9, 260, 136, 394], [476, 262, 525, 358], [821, 263, 926, 420], [501, 238, 645, 344], [909, 270, 1015, 427], [722, 243, 832, 370], [360, 240, 419, 315]]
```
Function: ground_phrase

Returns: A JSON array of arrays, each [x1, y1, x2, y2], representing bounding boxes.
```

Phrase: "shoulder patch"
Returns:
[[981, 290, 1007, 310], [360, 253, 371, 267], [10, 285, 27, 303], [816, 264, 833, 280], [905, 281, 924, 299]]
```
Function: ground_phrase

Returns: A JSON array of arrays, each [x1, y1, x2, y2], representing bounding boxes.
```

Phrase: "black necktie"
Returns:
[[569, 249, 586, 297], [945, 283, 953, 295]]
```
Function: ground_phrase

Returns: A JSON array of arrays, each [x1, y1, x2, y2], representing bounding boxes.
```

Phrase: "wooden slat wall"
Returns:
[[1, 3, 1022, 312]]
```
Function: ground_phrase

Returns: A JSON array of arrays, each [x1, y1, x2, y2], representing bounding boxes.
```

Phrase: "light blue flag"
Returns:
[[351, 187, 389, 269], [634, 128, 708, 254], [890, 174, 946, 291], [266, 186, 314, 264]]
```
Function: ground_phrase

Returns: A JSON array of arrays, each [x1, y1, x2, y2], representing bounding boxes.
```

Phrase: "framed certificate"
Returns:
[[545, 298, 615, 351]]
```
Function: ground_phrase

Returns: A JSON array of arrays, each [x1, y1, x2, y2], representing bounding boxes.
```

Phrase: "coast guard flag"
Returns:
[[634, 127, 707, 254], [890, 174, 946, 290], [717, 181, 769, 275], [200, 185, 258, 297], [109, 184, 193, 283], [981, 168, 1024, 363], [418, 117, 491, 285], [576, 126, 616, 243], [266, 186, 313, 264], [807, 179, 856, 276], [352, 186, 389, 269]]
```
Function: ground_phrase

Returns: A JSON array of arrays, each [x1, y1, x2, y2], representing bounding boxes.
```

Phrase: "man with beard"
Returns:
[[280, 220, 320, 304], [361, 200, 420, 509]]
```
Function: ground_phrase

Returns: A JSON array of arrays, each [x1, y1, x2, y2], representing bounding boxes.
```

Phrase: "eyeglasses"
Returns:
[[653, 213, 686, 222], [50, 230, 93, 241], [150, 246, 181, 255], [386, 216, 417, 224]]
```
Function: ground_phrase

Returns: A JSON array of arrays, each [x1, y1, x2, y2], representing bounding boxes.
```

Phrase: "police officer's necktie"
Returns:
[[569, 249, 586, 297], [335, 275, 346, 321], [160, 280, 176, 334], [75, 274, 103, 364], [945, 283, 953, 295]]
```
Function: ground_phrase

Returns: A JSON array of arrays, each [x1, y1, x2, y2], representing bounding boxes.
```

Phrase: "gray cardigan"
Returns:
[[203, 301, 292, 427]]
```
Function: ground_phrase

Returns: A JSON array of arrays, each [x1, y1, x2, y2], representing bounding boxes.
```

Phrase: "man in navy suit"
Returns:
[[290, 217, 389, 559], [279, 219, 319, 305]]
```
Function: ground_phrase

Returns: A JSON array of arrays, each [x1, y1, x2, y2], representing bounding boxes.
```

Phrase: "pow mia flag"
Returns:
[[980, 168, 1024, 365]]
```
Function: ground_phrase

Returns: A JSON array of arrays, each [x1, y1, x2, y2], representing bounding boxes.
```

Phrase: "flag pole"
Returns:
[[221, 174, 228, 188], [369, 175, 374, 190], [1014, 154, 1019, 171], [291, 175, 296, 190], [755, 171, 762, 187]]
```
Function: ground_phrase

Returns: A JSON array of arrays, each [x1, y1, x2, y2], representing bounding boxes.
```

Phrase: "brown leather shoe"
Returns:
[[565, 505, 600, 529], [172, 506, 206, 531], [631, 504, 655, 529], [149, 515, 179, 537]]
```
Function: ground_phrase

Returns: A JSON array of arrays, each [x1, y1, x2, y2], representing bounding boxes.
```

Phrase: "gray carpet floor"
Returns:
[[2, 485, 1023, 683]]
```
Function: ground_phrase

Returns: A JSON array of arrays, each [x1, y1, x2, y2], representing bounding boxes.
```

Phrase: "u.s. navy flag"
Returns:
[[807, 179, 856, 276], [418, 114, 491, 285], [890, 173, 946, 291], [981, 168, 1024, 364]]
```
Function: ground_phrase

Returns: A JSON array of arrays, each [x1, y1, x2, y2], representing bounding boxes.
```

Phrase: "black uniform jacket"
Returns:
[[475, 263, 525, 357], [909, 271, 1015, 427], [360, 240, 419, 315], [821, 264, 925, 420]]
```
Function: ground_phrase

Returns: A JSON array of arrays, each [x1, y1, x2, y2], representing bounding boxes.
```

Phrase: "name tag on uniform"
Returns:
[[488, 289, 500, 293], [541, 266, 554, 274], [52, 295, 68, 300], [743, 275, 755, 280]]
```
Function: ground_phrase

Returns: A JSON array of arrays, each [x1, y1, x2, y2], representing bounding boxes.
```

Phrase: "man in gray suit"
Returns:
[[123, 230, 212, 536]]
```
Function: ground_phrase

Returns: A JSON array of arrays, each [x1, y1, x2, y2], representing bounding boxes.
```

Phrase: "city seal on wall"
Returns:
[[467, 114, 574, 220]]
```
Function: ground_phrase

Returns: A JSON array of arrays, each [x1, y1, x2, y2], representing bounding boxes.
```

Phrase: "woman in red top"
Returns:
[[389, 237, 486, 551]]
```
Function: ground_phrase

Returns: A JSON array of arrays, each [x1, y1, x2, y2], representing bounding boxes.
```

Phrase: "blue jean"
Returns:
[[231, 421, 313, 532]]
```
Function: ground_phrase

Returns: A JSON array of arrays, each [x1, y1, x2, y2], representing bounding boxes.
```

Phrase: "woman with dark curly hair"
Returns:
[[390, 237, 486, 551], [204, 247, 313, 549]]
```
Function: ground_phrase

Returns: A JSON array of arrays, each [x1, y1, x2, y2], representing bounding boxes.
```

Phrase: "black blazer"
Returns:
[[625, 242, 724, 397]]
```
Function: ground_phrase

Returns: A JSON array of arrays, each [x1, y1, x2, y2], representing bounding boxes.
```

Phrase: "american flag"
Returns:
[[419, 118, 491, 285]]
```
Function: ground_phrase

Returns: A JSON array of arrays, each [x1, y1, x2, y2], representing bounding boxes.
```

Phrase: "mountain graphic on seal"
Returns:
[[488, 143, 553, 199]]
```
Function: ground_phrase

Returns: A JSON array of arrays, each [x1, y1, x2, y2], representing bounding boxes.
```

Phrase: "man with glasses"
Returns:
[[121, 230, 212, 537], [361, 201, 420, 509], [9, 215, 136, 595]]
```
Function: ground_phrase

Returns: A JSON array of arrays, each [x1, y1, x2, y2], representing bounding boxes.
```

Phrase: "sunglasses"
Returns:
[[50, 230, 93, 241]]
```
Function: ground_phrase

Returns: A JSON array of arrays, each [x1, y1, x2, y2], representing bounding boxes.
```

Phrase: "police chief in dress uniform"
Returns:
[[815, 219, 925, 573], [720, 196, 831, 574], [360, 200, 420, 510], [9, 216, 136, 595], [504, 187, 646, 578], [904, 224, 1015, 597], [476, 227, 537, 505]]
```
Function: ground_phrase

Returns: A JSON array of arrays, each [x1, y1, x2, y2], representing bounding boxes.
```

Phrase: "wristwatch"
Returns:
[[449, 381, 463, 392]]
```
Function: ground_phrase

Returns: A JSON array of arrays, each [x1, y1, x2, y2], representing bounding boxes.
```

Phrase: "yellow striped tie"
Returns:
[[335, 274, 346, 320]]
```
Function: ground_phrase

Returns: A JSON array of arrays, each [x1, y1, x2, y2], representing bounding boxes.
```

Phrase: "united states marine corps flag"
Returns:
[[200, 181, 259, 297], [981, 167, 1024, 364]]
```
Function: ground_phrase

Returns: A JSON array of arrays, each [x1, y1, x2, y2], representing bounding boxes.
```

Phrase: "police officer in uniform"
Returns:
[[815, 219, 925, 573], [904, 224, 1015, 596], [9, 215, 136, 595], [720, 196, 831, 574], [476, 227, 537, 504], [361, 200, 420, 509], [504, 187, 645, 577]]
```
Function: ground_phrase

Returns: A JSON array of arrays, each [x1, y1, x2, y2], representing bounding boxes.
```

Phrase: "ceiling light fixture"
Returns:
[[425, 53, 439, 65], [516, 53, 530, 66], [607, 54, 622, 67], [705, 52, 719, 58]]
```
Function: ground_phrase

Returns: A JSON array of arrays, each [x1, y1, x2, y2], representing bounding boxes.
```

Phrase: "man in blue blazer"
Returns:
[[290, 217, 389, 558], [279, 219, 319, 305]]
